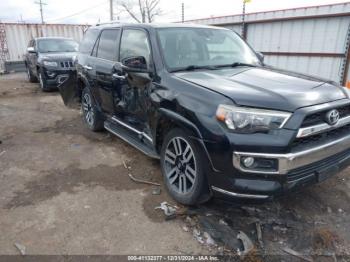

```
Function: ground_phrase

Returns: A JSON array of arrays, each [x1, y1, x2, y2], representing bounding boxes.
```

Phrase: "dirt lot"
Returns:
[[1, 73, 350, 260]]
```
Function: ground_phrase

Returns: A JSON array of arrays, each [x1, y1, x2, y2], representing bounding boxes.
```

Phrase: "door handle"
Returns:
[[83, 65, 92, 70], [112, 73, 127, 80]]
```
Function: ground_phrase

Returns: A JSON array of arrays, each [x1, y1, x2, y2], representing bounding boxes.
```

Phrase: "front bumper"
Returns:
[[209, 133, 350, 200], [233, 132, 350, 175], [43, 68, 75, 88]]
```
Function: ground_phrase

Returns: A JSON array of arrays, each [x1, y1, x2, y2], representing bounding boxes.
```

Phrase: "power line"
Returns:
[[34, 0, 47, 24], [47, 0, 108, 22]]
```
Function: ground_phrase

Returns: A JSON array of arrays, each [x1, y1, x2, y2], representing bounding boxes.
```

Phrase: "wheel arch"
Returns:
[[155, 108, 216, 172], [77, 73, 102, 112]]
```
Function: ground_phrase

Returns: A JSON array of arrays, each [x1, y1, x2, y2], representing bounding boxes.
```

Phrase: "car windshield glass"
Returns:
[[37, 39, 78, 53], [157, 27, 260, 71]]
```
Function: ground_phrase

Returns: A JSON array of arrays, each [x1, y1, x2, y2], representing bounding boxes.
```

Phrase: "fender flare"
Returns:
[[157, 108, 218, 172], [78, 72, 103, 113]]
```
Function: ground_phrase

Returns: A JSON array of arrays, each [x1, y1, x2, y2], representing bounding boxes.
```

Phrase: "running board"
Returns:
[[104, 120, 159, 159]]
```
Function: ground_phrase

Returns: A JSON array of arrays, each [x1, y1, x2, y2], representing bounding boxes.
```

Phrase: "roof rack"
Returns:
[[95, 21, 121, 26]]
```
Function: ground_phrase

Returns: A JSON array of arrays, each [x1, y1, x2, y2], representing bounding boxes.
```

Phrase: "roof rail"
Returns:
[[95, 21, 121, 26]]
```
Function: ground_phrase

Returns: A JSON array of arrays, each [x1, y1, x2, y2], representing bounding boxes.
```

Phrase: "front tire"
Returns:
[[81, 87, 104, 132], [160, 128, 210, 205], [26, 66, 37, 83], [38, 69, 50, 92]]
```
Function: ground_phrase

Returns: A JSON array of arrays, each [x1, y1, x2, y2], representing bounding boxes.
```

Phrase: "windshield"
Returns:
[[157, 27, 260, 71], [37, 39, 78, 53]]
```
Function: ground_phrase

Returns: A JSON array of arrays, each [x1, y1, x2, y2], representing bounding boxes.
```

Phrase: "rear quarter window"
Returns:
[[79, 29, 99, 54]]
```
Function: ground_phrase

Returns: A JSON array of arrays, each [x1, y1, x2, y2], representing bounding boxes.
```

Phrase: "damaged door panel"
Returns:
[[57, 72, 79, 108]]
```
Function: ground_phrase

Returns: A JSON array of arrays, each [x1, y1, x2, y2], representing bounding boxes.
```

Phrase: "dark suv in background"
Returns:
[[59, 23, 350, 205], [24, 37, 78, 91]]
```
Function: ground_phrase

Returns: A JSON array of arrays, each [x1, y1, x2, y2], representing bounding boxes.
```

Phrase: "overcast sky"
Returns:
[[0, 0, 349, 24]]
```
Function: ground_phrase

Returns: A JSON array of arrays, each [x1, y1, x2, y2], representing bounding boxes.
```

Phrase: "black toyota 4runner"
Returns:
[[59, 23, 350, 205], [25, 37, 78, 91]]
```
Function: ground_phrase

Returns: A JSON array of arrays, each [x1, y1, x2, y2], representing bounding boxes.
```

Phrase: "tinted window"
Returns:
[[96, 29, 120, 61], [120, 29, 151, 65], [79, 29, 99, 54], [157, 28, 259, 70]]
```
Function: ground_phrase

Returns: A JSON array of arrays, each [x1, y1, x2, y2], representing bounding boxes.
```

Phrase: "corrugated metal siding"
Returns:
[[186, 2, 350, 25], [264, 55, 343, 81], [247, 17, 349, 53], [187, 2, 350, 84], [221, 24, 241, 34], [4, 23, 87, 62]]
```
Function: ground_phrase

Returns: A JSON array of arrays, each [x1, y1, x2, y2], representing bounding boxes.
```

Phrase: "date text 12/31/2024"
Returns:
[[127, 255, 220, 261]]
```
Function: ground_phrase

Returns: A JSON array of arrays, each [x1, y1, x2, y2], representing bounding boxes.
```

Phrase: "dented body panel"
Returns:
[[58, 23, 350, 201]]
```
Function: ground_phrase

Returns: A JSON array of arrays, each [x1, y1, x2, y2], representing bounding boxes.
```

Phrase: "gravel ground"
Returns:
[[0, 73, 350, 261]]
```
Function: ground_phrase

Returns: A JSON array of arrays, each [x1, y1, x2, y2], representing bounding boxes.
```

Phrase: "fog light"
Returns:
[[243, 157, 255, 168]]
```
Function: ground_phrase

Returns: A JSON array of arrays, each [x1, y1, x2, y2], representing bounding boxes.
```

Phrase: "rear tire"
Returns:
[[160, 128, 210, 205], [26, 66, 37, 83], [81, 87, 104, 132]]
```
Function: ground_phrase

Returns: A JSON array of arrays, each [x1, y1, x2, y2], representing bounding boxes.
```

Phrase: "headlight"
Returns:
[[43, 61, 58, 67], [216, 104, 291, 133]]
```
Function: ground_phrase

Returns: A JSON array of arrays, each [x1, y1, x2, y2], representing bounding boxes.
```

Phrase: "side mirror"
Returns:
[[121, 56, 151, 73], [27, 47, 36, 53], [256, 52, 264, 63]]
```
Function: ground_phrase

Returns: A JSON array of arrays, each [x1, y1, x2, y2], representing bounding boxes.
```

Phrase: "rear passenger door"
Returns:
[[78, 29, 100, 102], [94, 29, 121, 114], [118, 28, 153, 135], [27, 40, 37, 75]]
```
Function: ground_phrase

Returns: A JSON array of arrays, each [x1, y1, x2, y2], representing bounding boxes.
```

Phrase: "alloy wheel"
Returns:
[[163, 137, 197, 194], [27, 68, 30, 80], [39, 73, 44, 90], [82, 93, 94, 126]]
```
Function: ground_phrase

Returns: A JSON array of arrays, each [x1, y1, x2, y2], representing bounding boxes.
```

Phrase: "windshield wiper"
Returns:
[[215, 62, 258, 68], [170, 65, 217, 73]]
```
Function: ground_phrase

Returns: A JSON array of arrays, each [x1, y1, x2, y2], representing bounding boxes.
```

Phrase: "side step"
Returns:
[[104, 119, 159, 159]]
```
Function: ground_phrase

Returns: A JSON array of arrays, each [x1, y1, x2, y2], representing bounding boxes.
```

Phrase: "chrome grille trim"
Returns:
[[60, 61, 74, 68], [297, 115, 350, 138]]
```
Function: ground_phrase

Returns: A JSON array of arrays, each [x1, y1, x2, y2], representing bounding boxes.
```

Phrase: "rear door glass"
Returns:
[[79, 29, 100, 54], [96, 29, 120, 61]]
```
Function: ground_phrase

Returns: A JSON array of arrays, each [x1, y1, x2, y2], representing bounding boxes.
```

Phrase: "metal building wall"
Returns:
[[186, 2, 350, 85], [4, 23, 88, 62]]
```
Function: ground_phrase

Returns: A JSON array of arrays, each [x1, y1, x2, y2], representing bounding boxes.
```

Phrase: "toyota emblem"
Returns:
[[325, 109, 340, 125]]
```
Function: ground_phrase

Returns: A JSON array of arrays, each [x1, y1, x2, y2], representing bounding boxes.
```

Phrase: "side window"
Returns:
[[79, 29, 99, 54], [96, 29, 120, 61], [120, 29, 151, 66]]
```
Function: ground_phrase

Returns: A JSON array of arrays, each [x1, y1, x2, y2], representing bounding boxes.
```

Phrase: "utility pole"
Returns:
[[181, 2, 184, 23], [110, 0, 114, 21], [241, 0, 246, 38], [34, 0, 47, 24], [241, 0, 250, 39]]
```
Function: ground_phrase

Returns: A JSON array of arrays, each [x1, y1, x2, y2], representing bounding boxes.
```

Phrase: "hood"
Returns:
[[175, 67, 347, 112], [39, 52, 77, 61]]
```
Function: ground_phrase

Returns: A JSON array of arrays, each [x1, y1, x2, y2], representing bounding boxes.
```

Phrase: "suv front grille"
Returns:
[[292, 123, 350, 150], [60, 61, 74, 68], [301, 104, 350, 127]]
